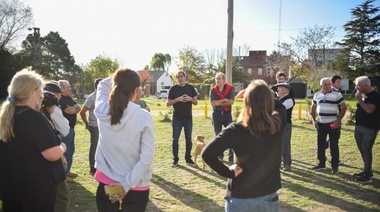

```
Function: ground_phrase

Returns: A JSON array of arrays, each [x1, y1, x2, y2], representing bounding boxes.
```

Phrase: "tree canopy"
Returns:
[[334, 0, 380, 83]]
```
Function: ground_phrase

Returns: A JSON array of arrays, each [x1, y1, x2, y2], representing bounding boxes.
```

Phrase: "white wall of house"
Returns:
[[156, 72, 173, 92]]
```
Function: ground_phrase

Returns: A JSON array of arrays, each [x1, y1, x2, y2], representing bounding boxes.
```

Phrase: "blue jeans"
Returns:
[[62, 128, 75, 173], [354, 125, 377, 174], [225, 192, 279, 212], [88, 126, 99, 174], [317, 123, 339, 168], [172, 117, 193, 162], [212, 111, 233, 160]]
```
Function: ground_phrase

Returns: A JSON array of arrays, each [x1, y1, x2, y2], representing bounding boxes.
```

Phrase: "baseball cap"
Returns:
[[42, 91, 59, 108], [44, 83, 62, 93]]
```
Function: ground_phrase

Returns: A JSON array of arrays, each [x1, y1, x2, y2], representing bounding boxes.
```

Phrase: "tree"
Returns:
[[212, 58, 250, 84], [82, 55, 120, 93], [176, 46, 206, 83], [150, 53, 171, 71], [267, 51, 293, 80], [280, 25, 336, 91], [335, 0, 380, 83], [20, 31, 76, 80], [0, 0, 33, 51]]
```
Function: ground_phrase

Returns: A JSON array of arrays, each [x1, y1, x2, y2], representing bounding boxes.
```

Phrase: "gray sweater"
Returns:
[[94, 76, 155, 192]]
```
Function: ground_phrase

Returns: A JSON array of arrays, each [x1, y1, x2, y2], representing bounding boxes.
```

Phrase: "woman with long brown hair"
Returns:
[[202, 80, 286, 212], [94, 68, 155, 212]]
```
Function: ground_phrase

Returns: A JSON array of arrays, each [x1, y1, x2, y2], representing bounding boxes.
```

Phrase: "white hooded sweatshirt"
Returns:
[[94, 76, 155, 192]]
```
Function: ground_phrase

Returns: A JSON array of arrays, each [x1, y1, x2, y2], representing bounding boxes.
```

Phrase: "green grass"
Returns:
[[67, 98, 379, 211]]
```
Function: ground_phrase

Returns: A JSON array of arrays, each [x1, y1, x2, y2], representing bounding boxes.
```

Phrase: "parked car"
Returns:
[[157, 89, 169, 98]]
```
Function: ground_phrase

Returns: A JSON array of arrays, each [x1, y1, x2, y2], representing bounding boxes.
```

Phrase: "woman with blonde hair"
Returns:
[[94, 68, 155, 212], [0, 68, 66, 212], [202, 80, 286, 212]]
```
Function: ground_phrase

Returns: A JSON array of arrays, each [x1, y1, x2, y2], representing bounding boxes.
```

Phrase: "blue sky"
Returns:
[[22, 0, 378, 72]]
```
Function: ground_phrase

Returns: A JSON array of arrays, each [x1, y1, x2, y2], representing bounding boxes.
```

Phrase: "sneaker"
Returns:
[[312, 164, 326, 170], [171, 161, 178, 167], [355, 174, 372, 184], [186, 159, 195, 167], [352, 172, 364, 179], [66, 172, 78, 178], [283, 165, 292, 171], [331, 168, 339, 174]]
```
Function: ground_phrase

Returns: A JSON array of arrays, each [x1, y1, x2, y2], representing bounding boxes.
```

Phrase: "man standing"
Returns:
[[353, 76, 380, 183], [210, 72, 235, 162], [166, 71, 198, 167], [80, 78, 102, 175], [59, 80, 81, 178], [310, 77, 347, 173], [276, 83, 295, 171], [272, 71, 295, 100]]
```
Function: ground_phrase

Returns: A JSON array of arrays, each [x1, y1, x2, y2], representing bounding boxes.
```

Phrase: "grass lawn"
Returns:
[[65, 98, 379, 211]]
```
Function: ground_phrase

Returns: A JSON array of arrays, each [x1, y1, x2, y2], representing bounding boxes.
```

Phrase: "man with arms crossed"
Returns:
[[210, 72, 235, 162]]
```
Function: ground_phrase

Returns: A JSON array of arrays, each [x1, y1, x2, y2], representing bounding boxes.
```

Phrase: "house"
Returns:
[[139, 70, 173, 96], [236, 50, 276, 87]]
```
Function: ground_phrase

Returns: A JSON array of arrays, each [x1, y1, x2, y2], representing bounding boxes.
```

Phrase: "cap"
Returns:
[[44, 83, 62, 93], [42, 91, 59, 108], [276, 83, 291, 91]]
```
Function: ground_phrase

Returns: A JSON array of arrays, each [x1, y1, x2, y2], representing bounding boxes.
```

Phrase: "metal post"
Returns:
[[226, 0, 234, 85]]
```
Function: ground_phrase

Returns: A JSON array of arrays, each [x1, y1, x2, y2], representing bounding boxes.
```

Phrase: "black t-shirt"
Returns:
[[59, 95, 77, 128], [168, 84, 197, 118], [0, 106, 65, 200], [355, 90, 380, 130]]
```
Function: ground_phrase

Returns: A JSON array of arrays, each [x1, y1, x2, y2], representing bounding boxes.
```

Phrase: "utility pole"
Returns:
[[28, 27, 42, 71], [226, 0, 233, 85]]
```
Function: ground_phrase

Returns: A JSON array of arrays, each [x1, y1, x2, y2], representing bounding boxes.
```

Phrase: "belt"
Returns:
[[215, 110, 231, 114]]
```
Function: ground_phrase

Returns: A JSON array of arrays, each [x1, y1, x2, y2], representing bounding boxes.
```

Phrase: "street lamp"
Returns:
[[28, 27, 41, 71]]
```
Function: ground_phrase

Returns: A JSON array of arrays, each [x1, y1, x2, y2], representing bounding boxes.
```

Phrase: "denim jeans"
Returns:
[[282, 123, 292, 167], [62, 128, 75, 173], [317, 123, 339, 168], [88, 126, 99, 174], [225, 192, 279, 212], [354, 125, 377, 174], [172, 117, 193, 162], [212, 111, 233, 160]]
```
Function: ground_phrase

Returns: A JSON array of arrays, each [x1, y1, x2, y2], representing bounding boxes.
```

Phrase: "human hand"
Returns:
[[312, 120, 319, 129], [230, 164, 243, 177], [355, 91, 362, 101]]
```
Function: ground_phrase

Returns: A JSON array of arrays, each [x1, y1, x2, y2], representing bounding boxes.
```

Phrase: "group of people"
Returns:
[[0, 67, 379, 212]]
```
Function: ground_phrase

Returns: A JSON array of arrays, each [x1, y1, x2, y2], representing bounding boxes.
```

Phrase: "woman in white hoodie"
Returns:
[[94, 68, 155, 212]]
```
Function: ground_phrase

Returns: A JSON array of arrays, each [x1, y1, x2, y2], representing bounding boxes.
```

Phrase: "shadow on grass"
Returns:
[[151, 173, 224, 211], [68, 181, 96, 212], [281, 160, 380, 211], [292, 124, 315, 132]]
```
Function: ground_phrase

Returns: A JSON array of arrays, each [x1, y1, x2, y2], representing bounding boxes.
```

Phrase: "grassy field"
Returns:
[[65, 98, 379, 211]]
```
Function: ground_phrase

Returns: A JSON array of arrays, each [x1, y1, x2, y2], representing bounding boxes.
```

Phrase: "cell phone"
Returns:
[[330, 123, 335, 129]]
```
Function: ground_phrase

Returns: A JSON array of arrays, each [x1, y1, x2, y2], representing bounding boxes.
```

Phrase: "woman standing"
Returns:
[[94, 68, 155, 212], [202, 80, 286, 212], [0, 68, 66, 212]]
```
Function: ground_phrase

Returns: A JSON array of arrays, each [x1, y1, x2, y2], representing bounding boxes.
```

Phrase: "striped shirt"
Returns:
[[312, 89, 345, 123]]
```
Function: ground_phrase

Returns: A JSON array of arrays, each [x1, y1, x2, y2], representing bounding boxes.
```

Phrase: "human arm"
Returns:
[[63, 104, 81, 114], [95, 77, 112, 117], [41, 142, 66, 161], [310, 103, 318, 129], [355, 91, 377, 114], [119, 114, 155, 192], [202, 125, 243, 178], [333, 102, 347, 128], [50, 107, 69, 137], [80, 106, 89, 129]]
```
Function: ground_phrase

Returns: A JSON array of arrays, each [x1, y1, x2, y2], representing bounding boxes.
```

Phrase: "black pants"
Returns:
[[96, 183, 149, 212], [3, 190, 56, 212]]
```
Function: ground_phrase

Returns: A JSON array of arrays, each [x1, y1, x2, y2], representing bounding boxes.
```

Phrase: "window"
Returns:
[[258, 68, 262, 75], [247, 68, 252, 75]]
